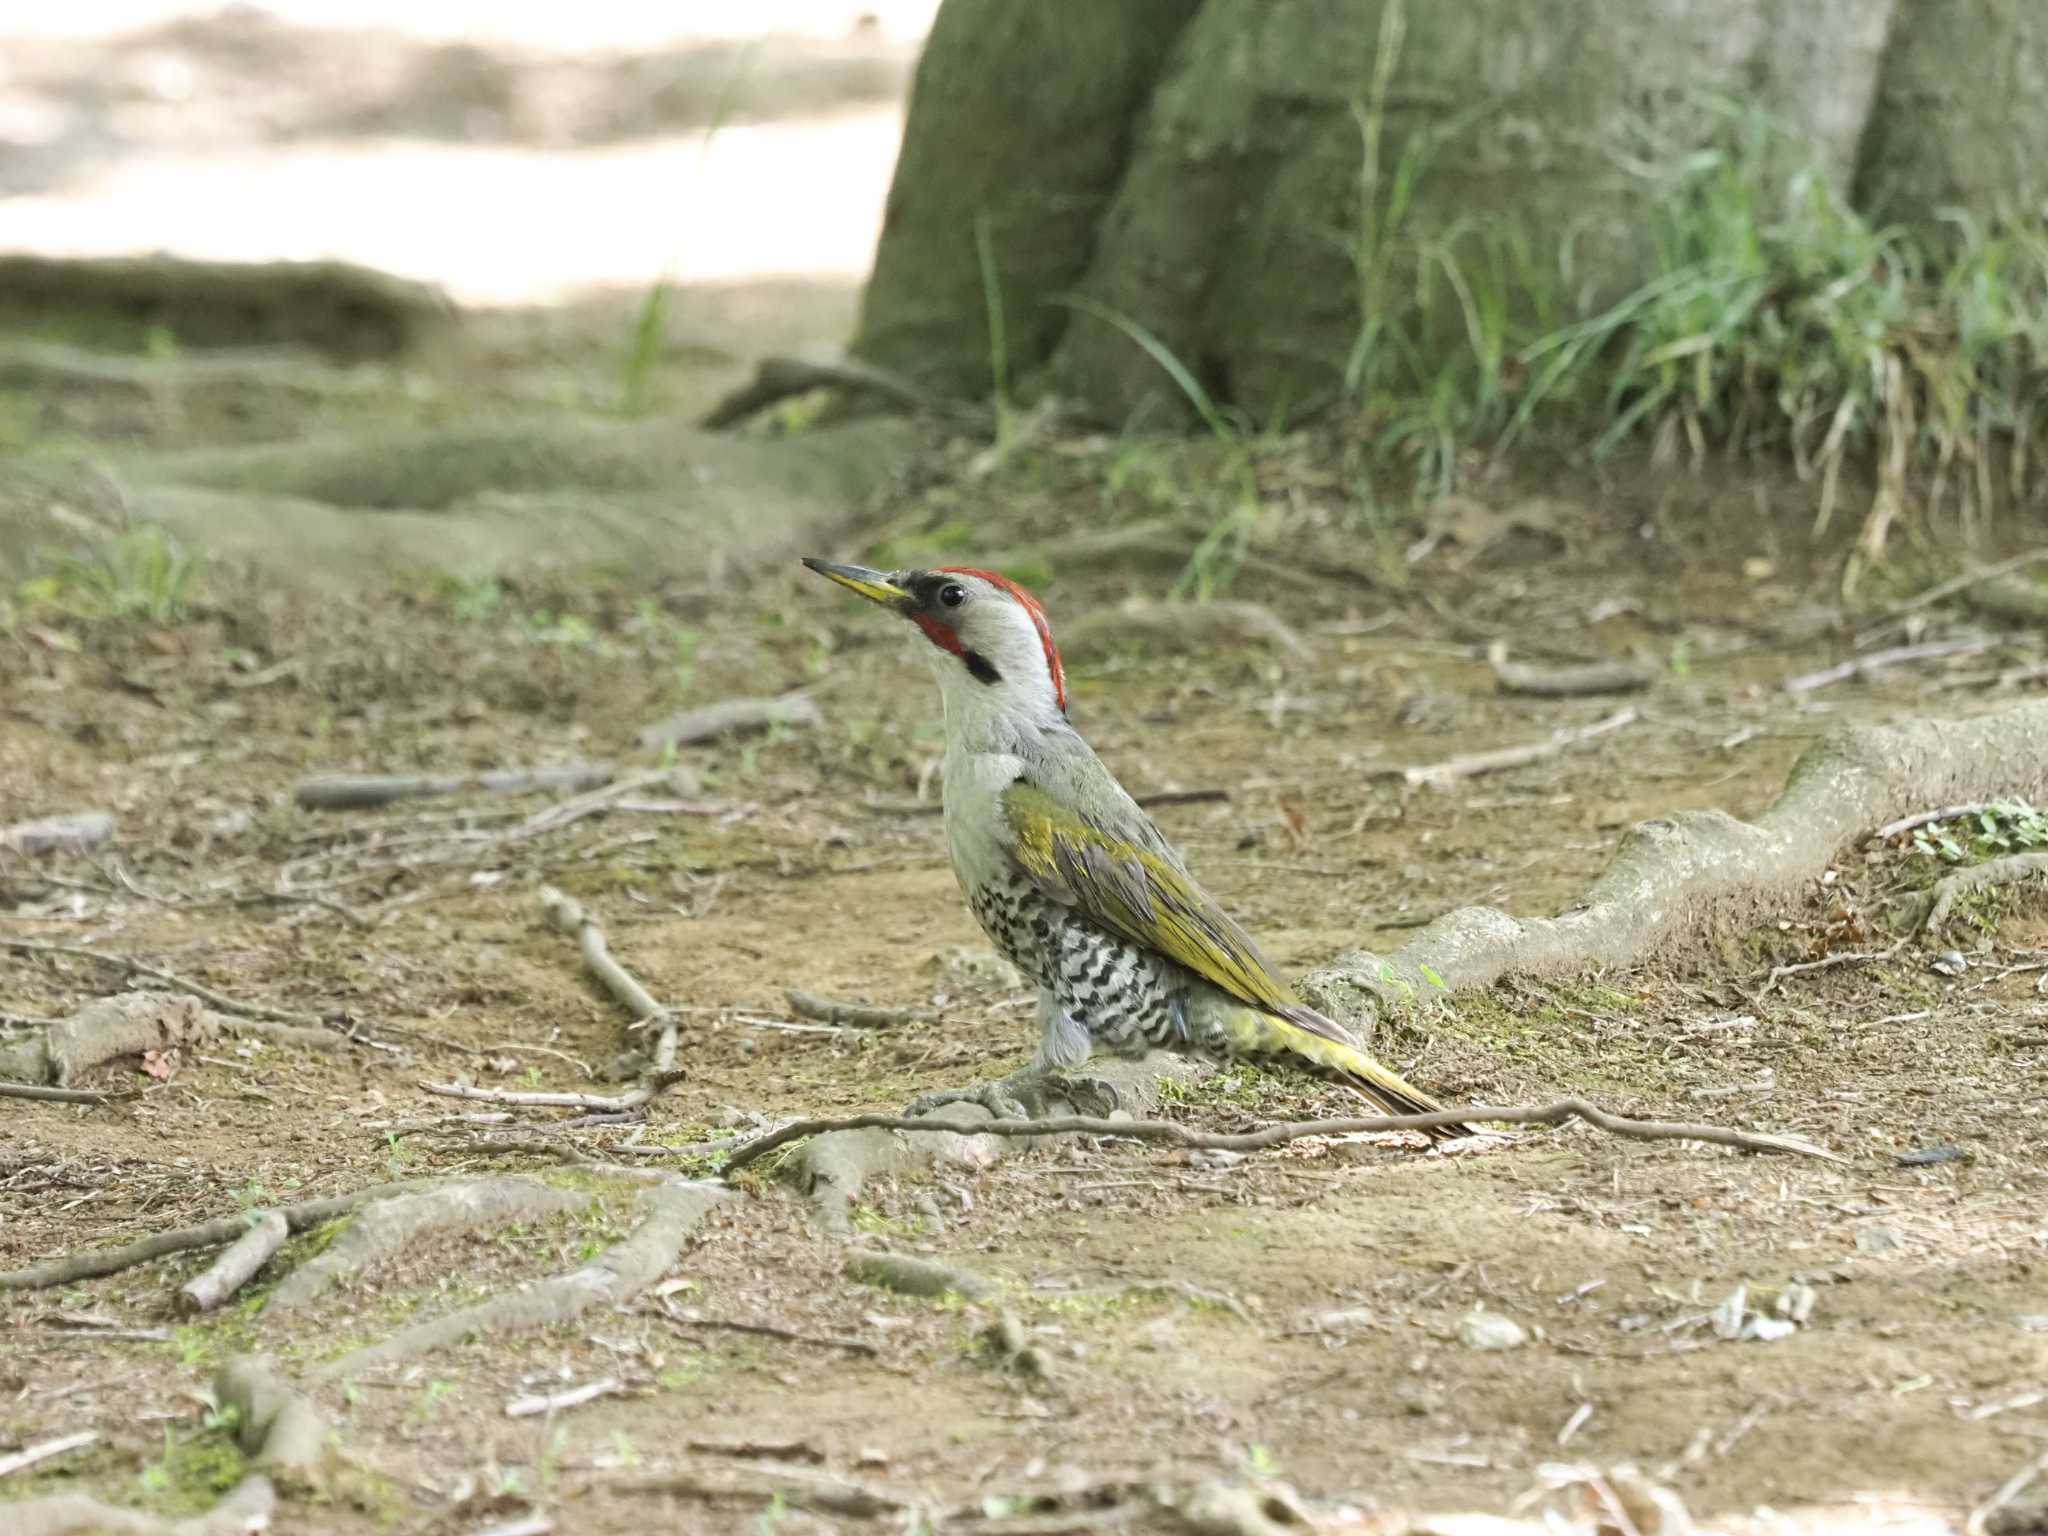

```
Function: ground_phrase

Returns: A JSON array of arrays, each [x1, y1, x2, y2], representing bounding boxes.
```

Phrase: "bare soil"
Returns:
[[4, 388, 2047, 1534]]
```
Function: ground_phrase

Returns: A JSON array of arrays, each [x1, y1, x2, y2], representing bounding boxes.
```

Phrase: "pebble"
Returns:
[[1457, 1308, 1526, 1351], [1856, 1224, 1901, 1254]]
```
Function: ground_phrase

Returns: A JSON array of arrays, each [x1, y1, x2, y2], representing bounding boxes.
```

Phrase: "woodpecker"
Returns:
[[804, 557, 1468, 1139]]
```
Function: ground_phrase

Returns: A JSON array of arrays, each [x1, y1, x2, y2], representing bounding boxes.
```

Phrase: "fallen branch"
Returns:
[[0, 943, 324, 1029], [637, 691, 822, 752], [650, 1308, 880, 1356], [1487, 643, 1656, 698], [1, 811, 114, 855], [264, 1178, 589, 1313], [313, 1176, 726, 1381], [8, 1473, 274, 1536], [538, 885, 666, 1029], [422, 1077, 680, 1113], [0, 1430, 98, 1479], [1874, 802, 2008, 840], [1925, 852, 2048, 937], [729, 1096, 1841, 1174], [1757, 939, 1909, 997], [295, 762, 614, 810], [786, 988, 934, 1028], [1784, 637, 1994, 695], [505, 1378, 621, 1418], [1297, 699, 2048, 1036], [0, 1179, 425, 1290], [1961, 573, 2048, 627], [1881, 548, 2048, 621], [1391, 708, 1638, 789], [0, 1082, 134, 1105], [613, 1463, 906, 1520], [215, 1356, 325, 1480], [177, 1210, 288, 1314]]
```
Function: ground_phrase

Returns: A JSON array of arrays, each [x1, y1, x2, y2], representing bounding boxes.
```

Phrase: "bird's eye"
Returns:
[[938, 583, 968, 609]]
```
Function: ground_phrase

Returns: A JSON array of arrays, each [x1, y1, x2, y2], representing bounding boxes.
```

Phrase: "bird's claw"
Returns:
[[905, 1069, 1120, 1122]]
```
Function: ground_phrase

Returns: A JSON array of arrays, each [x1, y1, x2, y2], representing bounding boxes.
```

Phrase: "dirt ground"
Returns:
[[3, 13, 2048, 1536], [4, 376, 2048, 1534]]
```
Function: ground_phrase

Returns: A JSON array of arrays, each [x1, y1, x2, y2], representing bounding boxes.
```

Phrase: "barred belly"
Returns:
[[964, 868, 1189, 1059]]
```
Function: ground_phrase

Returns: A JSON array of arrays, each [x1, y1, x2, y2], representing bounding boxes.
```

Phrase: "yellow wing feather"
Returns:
[[1003, 782, 1300, 1016]]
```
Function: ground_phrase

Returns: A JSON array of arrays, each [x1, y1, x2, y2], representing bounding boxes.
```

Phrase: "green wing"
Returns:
[[1002, 781, 1302, 1017]]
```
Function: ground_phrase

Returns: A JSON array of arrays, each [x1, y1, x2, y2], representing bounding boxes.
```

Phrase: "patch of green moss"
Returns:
[[134, 1426, 247, 1515]]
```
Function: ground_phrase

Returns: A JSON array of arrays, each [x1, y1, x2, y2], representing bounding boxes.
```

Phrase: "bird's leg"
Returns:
[[903, 994, 1122, 1121]]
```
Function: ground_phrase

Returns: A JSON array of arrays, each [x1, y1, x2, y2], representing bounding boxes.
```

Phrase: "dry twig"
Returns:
[[0, 942, 323, 1029], [637, 691, 821, 752], [727, 1096, 1842, 1173], [295, 762, 614, 810], [1487, 643, 1656, 697], [1925, 852, 2048, 937], [178, 1211, 288, 1314], [1785, 637, 1994, 695], [786, 988, 934, 1028], [1391, 708, 1638, 788]]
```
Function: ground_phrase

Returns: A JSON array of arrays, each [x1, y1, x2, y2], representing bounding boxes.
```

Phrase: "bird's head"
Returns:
[[802, 558, 1068, 723]]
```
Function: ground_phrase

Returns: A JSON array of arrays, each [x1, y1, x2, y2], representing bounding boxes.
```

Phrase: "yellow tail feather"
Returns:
[[1218, 1006, 1468, 1139]]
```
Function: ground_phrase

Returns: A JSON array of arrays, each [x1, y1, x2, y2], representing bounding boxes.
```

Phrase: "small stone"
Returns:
[[1776, 1282, 1818, 1324], [1312, 1307, 1380, 1333], [1710, 1285, 1748, 1341], [914, 1193, 943, 1221], [1931, 950, 1968, 977], [1457, 1308, 1526, 1351], [1134, 1317, 1179, 1353], [2016, 1315, 2048, 1332], [1856, 1225, 1900, 1254], [1739, 1314, 1797, 1342], [1189, 1148, 1247, 1170]]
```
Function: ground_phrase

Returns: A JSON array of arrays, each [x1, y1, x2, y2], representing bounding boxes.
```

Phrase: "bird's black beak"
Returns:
[[801, 557, 912, 610]]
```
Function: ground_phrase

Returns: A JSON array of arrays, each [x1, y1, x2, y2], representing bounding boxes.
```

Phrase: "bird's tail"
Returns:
[[1214, 1002, 1471, 1141]]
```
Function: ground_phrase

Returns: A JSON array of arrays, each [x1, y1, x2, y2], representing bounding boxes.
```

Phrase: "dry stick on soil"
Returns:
[[637, 690, 822, 752], [0, 1082, 134, 1105], [1875, 802, 2011, 840], [1487, 643, 1657, 697], [1924, 852, 2048, 937], [8, 1474, 275, 1536], [613, 1462, 907, 1520], [177, 1210, 288, 1314], [1784, 636, 1995, 695], [215, 1356, 326, 1480], [295, 762, 615, 810], [312, 1177, 727, 1382], [1, 811, 115, 854], [649, 1308, 880, 1356], [1880, 548, 2048, 622], [421, 1079, 679, 1112], [0, 1430, 98, 1479], [1964, 573, 2048, 626], [0, 1179, 426, 1290], [0, 940, 325, 1029], [786, 988, 935, 1028], [537, 882, 679, 1081], [1756, 939, 1910, 998], [1389, 707, 1638, 789], [730, 1096, 1841, 1174]]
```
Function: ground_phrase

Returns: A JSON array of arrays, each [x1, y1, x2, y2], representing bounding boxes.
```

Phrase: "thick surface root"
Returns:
[[312, 1175, 726, 1381], [0, 994, 216, 1087], [1299, 699, 2048, 1031], [263, 1176, 589, 1312], [9, 1475, 274, 1536]]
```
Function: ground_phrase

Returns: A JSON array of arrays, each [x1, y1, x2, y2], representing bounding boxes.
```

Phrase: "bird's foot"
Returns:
[[906, 1067, 1121, 1122]]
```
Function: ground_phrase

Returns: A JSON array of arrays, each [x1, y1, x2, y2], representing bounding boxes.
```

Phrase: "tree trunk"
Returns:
[[853, 0, 2048, 426]]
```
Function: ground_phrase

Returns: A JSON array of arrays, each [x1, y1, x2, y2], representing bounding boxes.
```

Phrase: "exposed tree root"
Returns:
[[264, 1177, 590, 1312], [177, 1211, 288, 1314], [781, 1055, 1196, 1236], [699, 350, 974, 430], [214, 1356, 326, 1481], [312, 1176, 726, 1382], [1925, 852, 2048, 937], [1963, 572, 2048, 626], [0, 993, 219, 1087], [1299, 699, 2048, 1035], [8, 1474, 274, 1536]]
